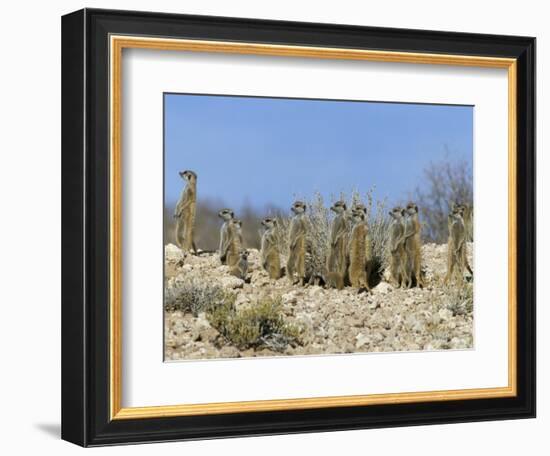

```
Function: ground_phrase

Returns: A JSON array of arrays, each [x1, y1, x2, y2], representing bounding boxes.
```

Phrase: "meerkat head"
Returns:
[[218, 208, 234, 221], [406, 202, 418, 215], [261, 217, 276, 229], [233, 219, 242, 229], [291, 201, 307, 215], [240, 250, 249, 260], [330, 200, 347, 214], [179, 170, 197, 182], [352, 203, 367, 215], [453, 205, 465, 217], [389, 206, 404, 220], [351, 209, 365, 223], [451, 202, 467, 214]]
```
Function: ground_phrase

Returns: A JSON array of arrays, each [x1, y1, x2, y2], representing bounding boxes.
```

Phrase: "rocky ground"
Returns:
[[164, 243, 473, 361]]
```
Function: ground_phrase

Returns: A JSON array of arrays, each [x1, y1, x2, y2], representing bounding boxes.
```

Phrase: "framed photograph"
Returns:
[[61, 8, 536, 447]]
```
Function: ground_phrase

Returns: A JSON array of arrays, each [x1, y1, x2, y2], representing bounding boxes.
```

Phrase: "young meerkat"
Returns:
[[326, 200, 349, 288], [347, 209, 371, 292], [260, 217, 282, 279], [444, 205, 473, 284], [173, 170, 197, 253], [218, 208, 235, 265], [229, 250, 249, 280], [403, 202, 424, 288], [388, 206, 407, 287], [287, 201, 308, 285]]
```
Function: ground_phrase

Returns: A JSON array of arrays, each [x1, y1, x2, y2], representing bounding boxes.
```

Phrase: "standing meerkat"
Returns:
[[403, 202, 424, 288], [464, 204, 473, 242], [352, 202, 373, 283], [229, 250, 249, 280], [287, 201, 308, 285], [233, 219, 244, 249], [327, 200, 349, 288], [388, 206, 407, 287], [450, 203, 474, 273], [173, 170, 197, 252], [260, 217, 282, 279], [218, 208, 235, 265], [444, 205, 473, 284], [225, 219, 243, 268], [452, 202, 473, 242], [348, 209, 371, 292]]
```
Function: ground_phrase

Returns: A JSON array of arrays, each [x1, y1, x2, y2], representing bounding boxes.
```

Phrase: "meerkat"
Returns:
[[173, 170, 197, 253], [233, 219, 244, 249], [452, 202, 473, 242], [351, 202, 374, 283], [464, 205, 473, 242], [403, 202, 424, 288], [229, 250, 249, 280], [260, 218, 282, 279], [451, 202, 475, 267], [287, 201, 308, 285], [218, 208, 235, 265], [348, 209, 371, 292], [225, 219, 243, 268], [444, 206, 473, 284], [326, 200, 349, 288], [388, 206, 407, 287]]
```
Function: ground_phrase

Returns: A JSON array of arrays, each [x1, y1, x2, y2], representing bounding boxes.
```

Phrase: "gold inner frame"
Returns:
[[109, 35, 518, 420]]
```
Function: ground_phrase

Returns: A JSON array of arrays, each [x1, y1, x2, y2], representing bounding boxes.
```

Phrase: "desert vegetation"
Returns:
[[164, 159, 474, 360], [164, 274, 300, 352]]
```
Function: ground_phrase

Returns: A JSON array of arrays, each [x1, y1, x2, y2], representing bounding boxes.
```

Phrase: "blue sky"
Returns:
[[164, 93, 472, 210]]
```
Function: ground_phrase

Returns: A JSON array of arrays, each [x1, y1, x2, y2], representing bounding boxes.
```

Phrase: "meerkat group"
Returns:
[[174, 170, 473, 289], [388, 203, 425, 288]]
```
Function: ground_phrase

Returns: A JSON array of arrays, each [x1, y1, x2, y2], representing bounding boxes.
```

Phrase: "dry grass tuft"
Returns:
[[164, 277, 229, 316], [442, 281, 474, 316]]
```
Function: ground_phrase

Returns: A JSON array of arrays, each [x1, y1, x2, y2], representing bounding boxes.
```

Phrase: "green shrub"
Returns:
[[207, 296, 301, 351]]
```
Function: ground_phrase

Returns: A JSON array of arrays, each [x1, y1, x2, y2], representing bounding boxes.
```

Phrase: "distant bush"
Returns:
[[413, 158, 473, 243], [164, 277, 229, 315], [207, 296, 301, 351]]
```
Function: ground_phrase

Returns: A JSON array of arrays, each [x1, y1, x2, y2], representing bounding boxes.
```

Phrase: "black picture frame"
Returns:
[[62, 8, 536, 447]]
